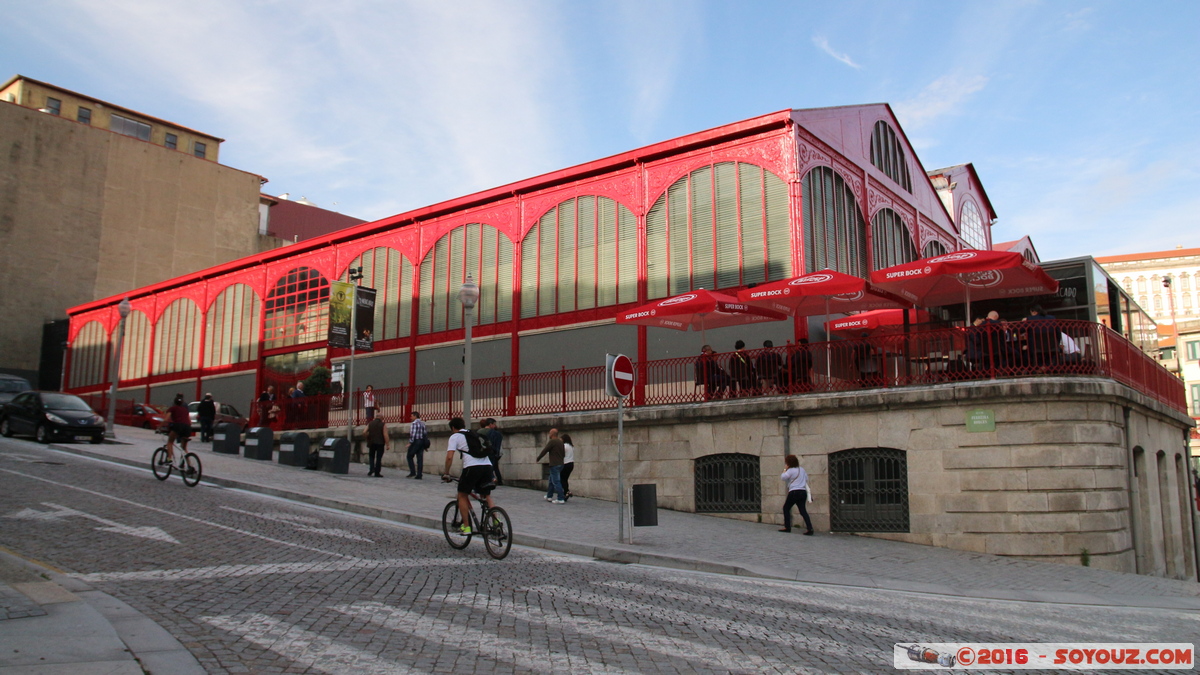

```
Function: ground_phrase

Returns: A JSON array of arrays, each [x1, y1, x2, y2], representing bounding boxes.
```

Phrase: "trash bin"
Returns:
[[279, 431, 310, 467], [212, 422, 241, 454], [316, 437, 350, 474], [632, 483, 658, 527], [244, 427, 274, 461]]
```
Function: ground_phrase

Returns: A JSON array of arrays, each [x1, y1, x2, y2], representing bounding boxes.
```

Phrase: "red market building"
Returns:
[[64, 105, 995, 410]]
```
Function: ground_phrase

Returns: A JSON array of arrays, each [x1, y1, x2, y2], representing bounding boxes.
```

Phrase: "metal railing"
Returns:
[[233, 320, 1183, 431]]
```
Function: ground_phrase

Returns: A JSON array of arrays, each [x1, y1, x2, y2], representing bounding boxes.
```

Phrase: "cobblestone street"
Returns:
[[1, 438, 1196, 673]]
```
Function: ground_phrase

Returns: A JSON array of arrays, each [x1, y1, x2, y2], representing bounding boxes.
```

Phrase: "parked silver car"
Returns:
[[187, 401, 249, 432]]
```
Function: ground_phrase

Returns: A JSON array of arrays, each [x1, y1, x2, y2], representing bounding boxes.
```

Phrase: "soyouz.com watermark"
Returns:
[[894, 643, 1194, 669]]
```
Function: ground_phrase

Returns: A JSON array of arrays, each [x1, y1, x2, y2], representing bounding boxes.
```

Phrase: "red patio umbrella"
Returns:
[[869, 250, 1059, 321], [826, 309, 931, 336], [616, 289, 787, 338], [738, 269, 906, 317]]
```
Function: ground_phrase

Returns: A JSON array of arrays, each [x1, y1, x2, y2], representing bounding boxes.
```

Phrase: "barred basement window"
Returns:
[[521, 196, 636, 318], [869, 121, 912, 192], [871, 208, 918, 270], [418, 223, 513, 334], [341, 247, 414, 341], [646, 162, 791, 299], [695, 453, 761, 513], [802, 166, 867, 277], [829, 447, 909, 532]]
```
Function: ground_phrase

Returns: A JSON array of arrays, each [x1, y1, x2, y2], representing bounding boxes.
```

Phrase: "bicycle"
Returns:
[[440, 476, 512, 559], [151, 446, 202, 487]]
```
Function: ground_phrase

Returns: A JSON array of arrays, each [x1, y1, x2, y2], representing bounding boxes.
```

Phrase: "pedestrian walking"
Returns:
[[366, 415, 388, 477], [535, 428, 566, 503], [258, 385, 277, 428], [363, 385, 377, 421], [779, 454, 814, 535], [405, 411, 428, 479], [482, 418, 504, 486], [197, 393, 216, 442], [560, 433, 576, 501]]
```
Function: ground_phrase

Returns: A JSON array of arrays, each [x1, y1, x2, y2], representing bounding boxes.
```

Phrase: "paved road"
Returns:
[[0, 437, 1196, 674]]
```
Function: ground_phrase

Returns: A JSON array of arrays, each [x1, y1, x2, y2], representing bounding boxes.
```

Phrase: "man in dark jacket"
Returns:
[[535, 428, 566, 503], [729, 340, 757, 395], [197, 394, 217, 443], [482, 418, 504, 486]]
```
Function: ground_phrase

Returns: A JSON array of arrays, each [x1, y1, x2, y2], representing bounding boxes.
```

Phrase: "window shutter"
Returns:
[[538, 210, 557, 316], [692, 166, 715, 291], [646, 194, 668, 299], [597, 197, 617, 307], [617, 205, 637, 305], [577, 196, 596, 311], [764, 169, 790, 281], [733, 163, 763, 287], [667, 179, 690, 296], [520, 222, 539, 319], [496, 236, 513, 322], [557, 200, 576, 314]]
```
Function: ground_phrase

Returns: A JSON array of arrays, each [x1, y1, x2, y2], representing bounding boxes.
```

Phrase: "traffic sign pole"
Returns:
[[607, 353, 633, 544]]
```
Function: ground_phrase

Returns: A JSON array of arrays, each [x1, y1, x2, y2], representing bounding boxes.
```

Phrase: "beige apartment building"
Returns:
[[0, 75, 272, 385]]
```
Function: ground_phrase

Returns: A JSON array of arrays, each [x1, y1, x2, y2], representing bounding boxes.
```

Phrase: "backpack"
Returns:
[[456, 429, 491, 458]]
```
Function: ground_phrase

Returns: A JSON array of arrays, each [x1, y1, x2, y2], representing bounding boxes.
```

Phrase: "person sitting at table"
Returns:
[[788, 339, 813, 392], [985, 311, 1014, 368], [965, 317, 987, 371], [853, 333, 880, 387], [729, 340, 757, 395], [695, 345, 731, 400], [756, 340, 784, 393], [1022, 305, 1057, 369]]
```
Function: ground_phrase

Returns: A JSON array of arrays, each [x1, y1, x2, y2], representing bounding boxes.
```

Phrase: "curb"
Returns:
[[0, 547, 205, 674], [50, 443, 1200, 611]]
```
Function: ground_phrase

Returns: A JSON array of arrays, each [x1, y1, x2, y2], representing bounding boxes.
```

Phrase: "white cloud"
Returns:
[[892, 73, 988, 131], [610, 0, 699, 141], [812, 36, 862, 69]]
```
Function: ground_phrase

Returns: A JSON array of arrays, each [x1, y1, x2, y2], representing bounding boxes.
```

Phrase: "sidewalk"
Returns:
[[0, 546, 204, 674], [47, 427, 1200, 611]]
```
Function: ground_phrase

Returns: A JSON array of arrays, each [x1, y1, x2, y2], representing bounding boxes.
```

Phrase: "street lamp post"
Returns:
[[458, 275, 480, 428], [346, 266, 363, 444], [105, 297, 132, 439]]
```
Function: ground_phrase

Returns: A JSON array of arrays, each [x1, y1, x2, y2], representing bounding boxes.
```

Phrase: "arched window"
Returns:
[[205, 284, 260, 367], [922, 240, 949, 259], [829, 447, 909, 532], [802, 166, 867, 277], [341, 247, 414, 341], [521, 196, 637, 318], [870, 208, 918, 270], [153, 299, 202, 375], [1022, 250, 1035, 264], [869, 121, 912, 192], [118, 311, 151, 381], [647, 162, 791, 299], [264, 267, 330, 350], [418, 223, 513, 334], [69, 321, 108, 388], [694, 453, 760, 513], [958, 200, 987, 250]]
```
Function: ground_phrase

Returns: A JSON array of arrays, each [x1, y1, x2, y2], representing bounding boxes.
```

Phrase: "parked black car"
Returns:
[[0, 391, 105, 444]]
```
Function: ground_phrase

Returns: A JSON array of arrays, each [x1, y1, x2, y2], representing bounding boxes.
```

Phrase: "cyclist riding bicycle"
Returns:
[[163, 394, 191, 468], [441, 416, 495, 535]]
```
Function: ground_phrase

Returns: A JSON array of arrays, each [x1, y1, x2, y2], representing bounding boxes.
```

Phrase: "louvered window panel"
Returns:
[[463, 224, 481, 327], [557, 201, 576, 313], [479, 226, 497, 325], [871, 208, 918, 270], [692, 166, 715, 291], [70, 321, 107, 387], [713, 164, 741, 289], [119, 311, 150, 380], [597, 197, 618, 307], [576, 196, 597, 311], [205, 284, 260, 367], [520, 221, 539, 319], [764, 170, 790, 281], [342, 248, 410, 341], [803, 167, 866, 278], [154, 299, 201, 375], [667, 180, 690, 296], [646, 162, 792, 297], [418, 256, 434, 334], [538, 210, 557, 315], [646, 198, 668, 299], [430, 238, 449, 331], [870, 121, 912, 193], [447, 228, 465, 330], [496, 236, 513, 323], [734, 163, 763, 286], [617, 207, 637, 304], [922, 240, 949, 259]]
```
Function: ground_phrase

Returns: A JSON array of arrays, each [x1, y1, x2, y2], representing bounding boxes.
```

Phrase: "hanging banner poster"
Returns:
[[355, 286, 376, 353], [327, 280, 354, 349]]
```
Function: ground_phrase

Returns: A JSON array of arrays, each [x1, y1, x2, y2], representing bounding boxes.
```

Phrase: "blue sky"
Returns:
[[6, 1, 1198, 261]]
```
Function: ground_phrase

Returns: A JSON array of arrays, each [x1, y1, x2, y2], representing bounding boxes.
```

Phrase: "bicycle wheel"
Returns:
[[481, 506, 512, 560], [441, 501, 471, 549], [182, 452, 202, 487], [151, 447, 172, 481]]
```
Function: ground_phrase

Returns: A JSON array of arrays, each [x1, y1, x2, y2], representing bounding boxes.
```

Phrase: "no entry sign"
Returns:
[[606, 353, 634, 398]]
